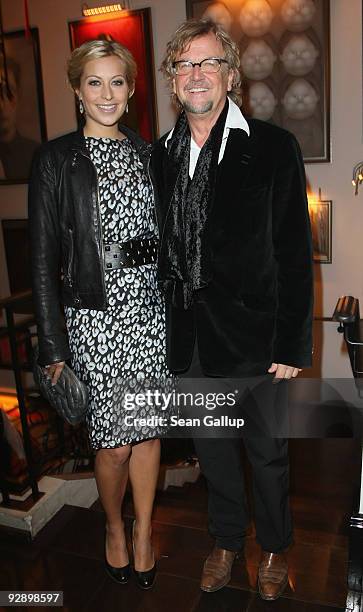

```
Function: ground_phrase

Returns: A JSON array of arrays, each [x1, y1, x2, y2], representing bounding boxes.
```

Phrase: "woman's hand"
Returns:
[[44, 361, 65, 385]]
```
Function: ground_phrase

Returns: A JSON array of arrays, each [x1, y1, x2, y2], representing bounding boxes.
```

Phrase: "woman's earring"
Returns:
[[125, 103, 129, 114], [79, 99, 84, 114]]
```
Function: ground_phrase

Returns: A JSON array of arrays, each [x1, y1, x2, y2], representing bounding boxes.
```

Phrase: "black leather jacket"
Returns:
[[28, 126, 152, 366]]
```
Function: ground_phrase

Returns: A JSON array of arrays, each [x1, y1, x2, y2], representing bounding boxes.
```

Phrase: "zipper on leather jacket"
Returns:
[[67, 227, 74, 287], [79, 150, 107, 303], [146, 154, 159, 244]]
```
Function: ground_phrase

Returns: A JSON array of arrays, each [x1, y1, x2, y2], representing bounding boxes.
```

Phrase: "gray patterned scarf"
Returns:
[[158, 100, 229, 310]]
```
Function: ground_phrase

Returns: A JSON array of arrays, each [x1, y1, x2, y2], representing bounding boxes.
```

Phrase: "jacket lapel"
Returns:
[[154, 122, 260, 244], [205, 126, 259, 231], [218, 127, 258, 189], [151, 134, 183, 234], [163, 137, 180, 213]]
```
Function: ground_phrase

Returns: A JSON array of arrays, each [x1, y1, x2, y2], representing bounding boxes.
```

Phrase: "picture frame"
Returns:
[[186, 0, 331, 163], [0, 28, 47, 185], [308, 199, 332, 263], [69, 8, 158, 142]]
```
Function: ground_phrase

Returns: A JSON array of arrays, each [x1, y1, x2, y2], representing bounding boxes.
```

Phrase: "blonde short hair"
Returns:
[[160, 19, 242, 107], [67, 39, 137, 91]]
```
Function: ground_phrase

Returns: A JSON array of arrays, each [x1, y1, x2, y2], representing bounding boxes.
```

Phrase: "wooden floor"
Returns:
[[0, 439, 360, 612]]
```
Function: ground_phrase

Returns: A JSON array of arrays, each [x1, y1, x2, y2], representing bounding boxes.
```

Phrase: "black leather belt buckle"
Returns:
[[104, 243, 123, 270]]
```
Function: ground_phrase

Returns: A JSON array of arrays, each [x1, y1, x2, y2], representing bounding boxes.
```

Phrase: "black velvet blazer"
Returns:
[[151, 117, 314, 377]]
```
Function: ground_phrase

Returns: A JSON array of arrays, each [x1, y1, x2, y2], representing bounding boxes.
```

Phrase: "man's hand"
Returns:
[[44, 361, 65, 385], [268, 363, 302, 382]]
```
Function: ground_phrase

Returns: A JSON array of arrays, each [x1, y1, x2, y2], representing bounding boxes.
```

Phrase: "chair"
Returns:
[[333, 295, 363, 611]]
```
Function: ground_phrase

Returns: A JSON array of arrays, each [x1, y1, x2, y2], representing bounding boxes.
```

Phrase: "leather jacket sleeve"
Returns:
[[28, 146, 72, 367]]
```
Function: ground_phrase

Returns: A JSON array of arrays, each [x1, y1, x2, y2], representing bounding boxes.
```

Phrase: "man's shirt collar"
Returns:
[[223, 97, 250, 138]]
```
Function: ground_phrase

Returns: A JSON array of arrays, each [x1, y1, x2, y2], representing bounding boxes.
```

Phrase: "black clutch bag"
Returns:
[[33, 346, 88, 426]]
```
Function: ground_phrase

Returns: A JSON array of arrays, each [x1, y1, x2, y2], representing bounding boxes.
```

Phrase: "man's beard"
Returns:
[[182, 100, 213, 114]]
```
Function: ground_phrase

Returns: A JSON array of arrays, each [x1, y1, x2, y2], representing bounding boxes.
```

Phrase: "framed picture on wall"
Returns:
[[69, 8, 158, 142], [0, 28, 47, 185], [186, 0, 331, 163], [308, 199, 332, 263]]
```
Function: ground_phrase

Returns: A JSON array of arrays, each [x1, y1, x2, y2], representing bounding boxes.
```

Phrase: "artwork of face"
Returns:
[[280, 0, 316, 32], [241, 40, 277, 80], [0, 67, 18, 142], [282, 78, 319, 119], [239, 0, 273, 37], [248, 81, 277, 120], [202, 2, 233, 33], [280, 34, 319, 76]]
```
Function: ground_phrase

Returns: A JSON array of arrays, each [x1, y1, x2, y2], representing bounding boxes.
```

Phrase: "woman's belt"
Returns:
[[104, 237, 158, 270]]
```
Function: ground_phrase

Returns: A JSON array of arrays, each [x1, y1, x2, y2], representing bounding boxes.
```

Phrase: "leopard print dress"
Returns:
[[64, 136, 172, 449]]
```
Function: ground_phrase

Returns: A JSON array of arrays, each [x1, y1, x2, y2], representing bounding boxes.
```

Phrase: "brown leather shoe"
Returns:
[[200, 547, 236, 592], [258, 551, 288, 600]]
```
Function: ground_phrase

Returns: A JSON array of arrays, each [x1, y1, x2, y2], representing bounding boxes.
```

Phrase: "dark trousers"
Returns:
[[182, 341, 293, 553]]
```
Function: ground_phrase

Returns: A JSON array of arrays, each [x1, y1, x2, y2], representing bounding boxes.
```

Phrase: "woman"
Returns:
[[29, 40, 171, 589]]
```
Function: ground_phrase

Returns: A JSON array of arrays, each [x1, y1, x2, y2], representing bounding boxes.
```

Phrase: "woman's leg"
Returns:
[[95, 445, 132, 567], [129, 438, 160, 570]]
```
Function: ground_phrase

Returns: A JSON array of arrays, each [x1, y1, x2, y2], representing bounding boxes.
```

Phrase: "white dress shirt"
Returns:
[[165, 97, 250, 178]]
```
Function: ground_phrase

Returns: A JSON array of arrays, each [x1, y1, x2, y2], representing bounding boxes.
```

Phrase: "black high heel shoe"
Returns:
[[132, 520, 156, 590], [104, 528, 131, 585]]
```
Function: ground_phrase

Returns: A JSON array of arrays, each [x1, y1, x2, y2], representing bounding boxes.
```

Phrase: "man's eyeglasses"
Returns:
[[172, 57, 229, 76]]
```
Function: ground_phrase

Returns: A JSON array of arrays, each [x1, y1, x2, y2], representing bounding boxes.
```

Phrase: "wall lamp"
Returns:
[[352, 162, 363, 196], [81, 3, 129, 17]]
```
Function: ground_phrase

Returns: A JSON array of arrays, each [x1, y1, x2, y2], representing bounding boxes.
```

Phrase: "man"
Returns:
[[152, 19, 313, 600], [0, 57, 39, 181]]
